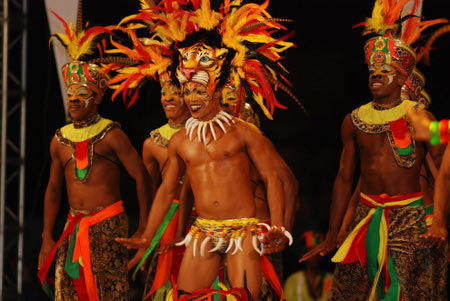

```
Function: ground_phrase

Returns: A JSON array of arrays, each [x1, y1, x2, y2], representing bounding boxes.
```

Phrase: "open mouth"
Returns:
[[371, 82, 383, 88], [190, 104, 202, 113], [164, 104, 176, 109]]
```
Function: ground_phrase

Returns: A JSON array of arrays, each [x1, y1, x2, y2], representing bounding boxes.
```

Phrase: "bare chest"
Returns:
[[179, 133, 244, 166]]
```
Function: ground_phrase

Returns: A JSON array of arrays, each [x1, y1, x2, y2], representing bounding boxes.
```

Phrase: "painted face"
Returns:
[[220, 86, 238, 115], [368, 63, 403, 99], [67, 84, 99, 121], [160, 82, 187, 120], [183, 81, 220, 120], [176, 42, 229, 95]]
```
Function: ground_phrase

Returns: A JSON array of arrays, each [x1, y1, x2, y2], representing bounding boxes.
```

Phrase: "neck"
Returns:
[[197, 105, 222, 121], [372, 90, 402, 106], [73, 112, 100, 129], [169, 113, 190, 126]]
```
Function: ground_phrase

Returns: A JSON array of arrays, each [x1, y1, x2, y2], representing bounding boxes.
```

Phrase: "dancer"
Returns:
[[114, 1, 300, 299], [300, 1, 446, 300], [37, 11, 150, 301]]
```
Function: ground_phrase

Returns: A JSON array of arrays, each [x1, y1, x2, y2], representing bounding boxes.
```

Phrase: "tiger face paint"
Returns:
[[176, 42, 229, 95]]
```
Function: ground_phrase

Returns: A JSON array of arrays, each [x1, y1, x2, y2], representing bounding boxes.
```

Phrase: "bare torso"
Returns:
[[356, 125, 426, 195], [176, 121, 256, 220], [55, 129, 122, 209]]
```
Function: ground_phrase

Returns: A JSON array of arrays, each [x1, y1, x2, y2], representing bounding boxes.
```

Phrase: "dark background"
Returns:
[[17, 0, 450, 299]]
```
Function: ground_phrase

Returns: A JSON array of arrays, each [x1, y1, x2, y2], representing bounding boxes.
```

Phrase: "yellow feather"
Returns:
[[253, 92, 273, 120]]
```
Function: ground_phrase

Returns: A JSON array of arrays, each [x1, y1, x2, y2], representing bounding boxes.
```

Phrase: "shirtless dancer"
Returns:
[[140, 72, 192, 299], [37, 13, 150, 301], [300, 2, 445, 299]]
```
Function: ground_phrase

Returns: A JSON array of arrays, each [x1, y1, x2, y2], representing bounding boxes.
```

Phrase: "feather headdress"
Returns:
[[49, 1, 129, 94], [107, 0, 303, 119], [356, 0, 448, 76]]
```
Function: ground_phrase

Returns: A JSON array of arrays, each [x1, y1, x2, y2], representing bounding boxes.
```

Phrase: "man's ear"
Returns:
[[397, 73, 407, 86], [93, 93, 103, 105]]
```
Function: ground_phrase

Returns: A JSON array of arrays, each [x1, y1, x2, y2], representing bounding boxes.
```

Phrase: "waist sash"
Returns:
[[332, 192, 423, 301], [38, 201, 124, 301]]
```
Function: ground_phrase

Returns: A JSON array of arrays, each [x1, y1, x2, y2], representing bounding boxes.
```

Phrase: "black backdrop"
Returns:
[[20, 0, 450, 300]]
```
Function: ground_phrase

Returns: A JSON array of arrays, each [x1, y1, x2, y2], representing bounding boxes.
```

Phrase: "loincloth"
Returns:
[[331, 192, 432, 301], [177, 217, 259, 255], [39, 201, 128, 301]]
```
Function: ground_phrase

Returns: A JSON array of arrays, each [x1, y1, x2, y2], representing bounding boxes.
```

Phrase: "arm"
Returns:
[[116, 134, 185, 268], [336, 178, 361, 246], [108, 129, 151, 237], [38, 137, 64, 268], [243, 126, 284, 227], [300, 114, 358, 261], [262, 136, 299, 232], [142, 138, 161, 198], [421, 142, 450, 249]]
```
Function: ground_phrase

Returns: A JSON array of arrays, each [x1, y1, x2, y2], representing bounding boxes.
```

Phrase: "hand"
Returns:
[[299, 238, 336, 263], [405, 103, 432, 141], [38, 237, 55, 269], [158, 236, 184, 254], [127, 247, 147, 271], [261, 228, 289, 254], [418, 224, 447, 249], [336, 230, 348, 248], [130, 227, 145, 240], [115, 236, 150, 250]]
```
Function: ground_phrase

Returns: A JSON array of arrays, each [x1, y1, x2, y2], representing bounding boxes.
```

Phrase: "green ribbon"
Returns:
[[65, 222, 80, 279], [133, 201, 179, 279]]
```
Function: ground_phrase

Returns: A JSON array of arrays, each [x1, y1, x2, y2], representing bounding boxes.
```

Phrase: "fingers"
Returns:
[[299, 248, 318, 263]]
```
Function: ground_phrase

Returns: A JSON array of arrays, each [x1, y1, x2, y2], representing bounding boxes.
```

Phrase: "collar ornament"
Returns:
[[352, 100, 416, 168], [55, 116, 120, 182], [371, 99, 403, 111], [185, 111, 235, 144]]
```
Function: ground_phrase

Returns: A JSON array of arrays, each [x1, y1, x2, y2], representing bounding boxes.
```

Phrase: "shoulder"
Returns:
[[234, 118, 262, 136], [168, 129, 186, 149]]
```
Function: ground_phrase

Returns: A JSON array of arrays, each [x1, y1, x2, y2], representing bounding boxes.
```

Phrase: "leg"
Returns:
[[177, 232, 223, 292], [55, 235, 79, 300], [389, 206, 433, 300], [90, 212, 129, 301], [330, 261, 371, 301], [330, 203, 372, 301], [226, 233, 262, 301]]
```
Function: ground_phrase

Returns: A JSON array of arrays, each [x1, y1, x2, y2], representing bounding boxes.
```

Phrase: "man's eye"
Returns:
[[200, 56, 210, 63], [382, 70, 390, 73]]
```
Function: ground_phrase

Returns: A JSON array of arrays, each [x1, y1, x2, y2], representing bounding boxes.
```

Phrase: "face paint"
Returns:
[[67, 84, 98, 121], [368, 63, 402, 99], [176, 42, 229, 95], [183, 81, 217, 120]]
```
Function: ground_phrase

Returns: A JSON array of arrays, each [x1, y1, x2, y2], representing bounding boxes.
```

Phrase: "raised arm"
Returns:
[[262, 136, 299, 232], [38, 137, 64, 268], [108, 129, 151, 237], [142, 138, 161, 198], [300, 114, 358, 261]]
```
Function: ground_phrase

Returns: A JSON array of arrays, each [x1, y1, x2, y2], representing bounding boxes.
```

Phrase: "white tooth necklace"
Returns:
[[185, 111, 235, 144]]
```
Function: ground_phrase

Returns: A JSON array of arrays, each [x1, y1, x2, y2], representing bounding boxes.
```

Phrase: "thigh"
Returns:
[[226, 233, 262, 301], [330, 261, 371, 301], [177, 232, 222, 292], [55, 236, 79, 300], [388, 206, 434, 300], [89, 213, 129, 301]]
